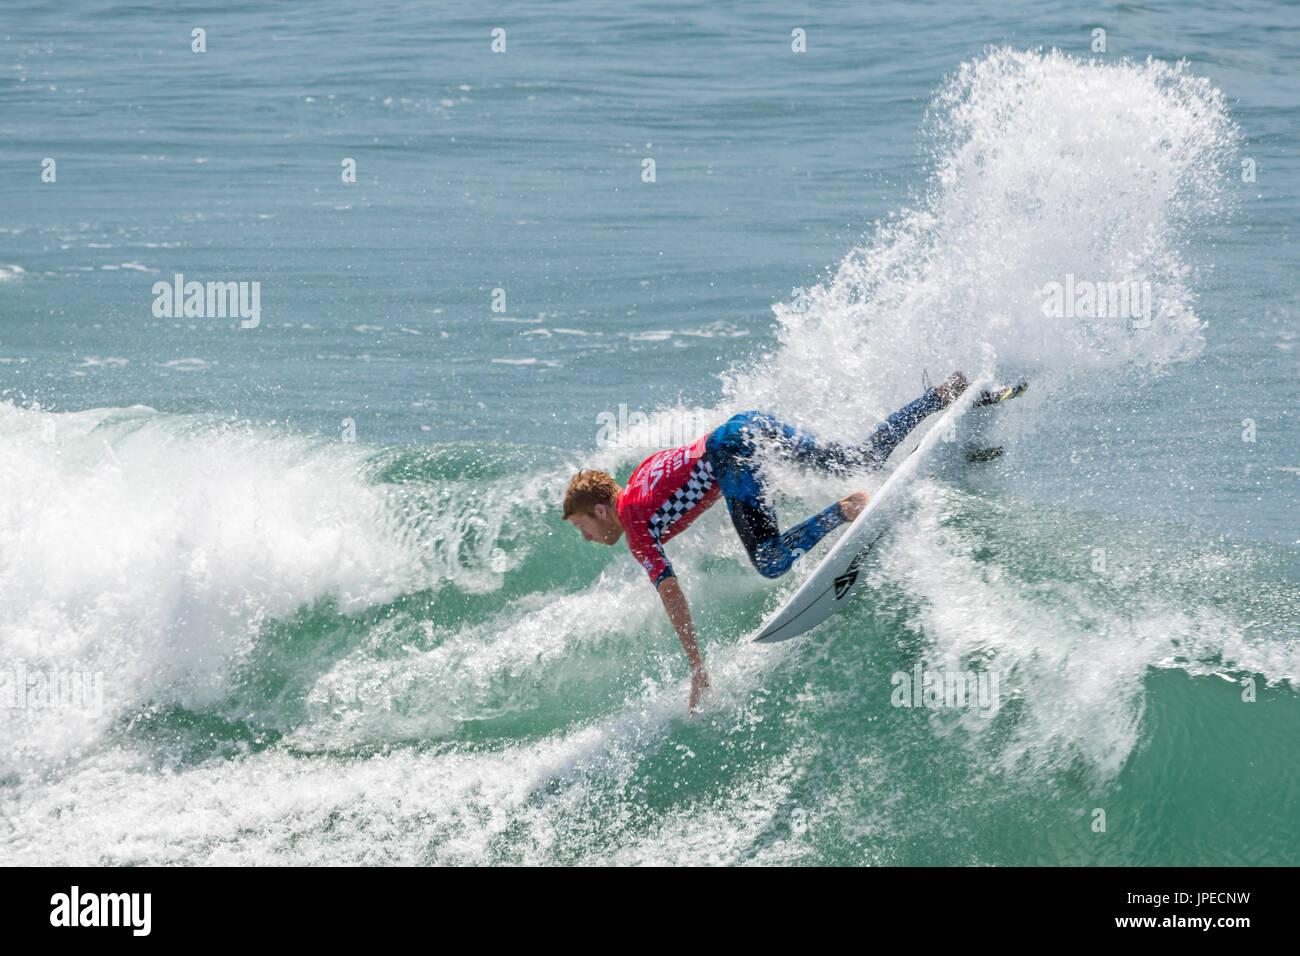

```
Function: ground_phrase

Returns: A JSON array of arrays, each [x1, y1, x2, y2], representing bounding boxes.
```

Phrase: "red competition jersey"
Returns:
[[617, 434, 720, 586]]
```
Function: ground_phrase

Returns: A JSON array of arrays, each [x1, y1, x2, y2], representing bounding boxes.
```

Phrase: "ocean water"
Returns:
[[1, 0, 1296, 865]]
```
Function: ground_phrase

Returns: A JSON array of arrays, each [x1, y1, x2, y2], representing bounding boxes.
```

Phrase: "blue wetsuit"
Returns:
[[701, 388, 945, 578]]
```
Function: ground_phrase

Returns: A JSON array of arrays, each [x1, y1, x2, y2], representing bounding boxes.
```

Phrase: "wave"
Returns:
[[4, 49, 1294, 866]]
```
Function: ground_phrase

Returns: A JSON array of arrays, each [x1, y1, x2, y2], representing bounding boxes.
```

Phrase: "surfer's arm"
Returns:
[[656, 574, 710, 711]]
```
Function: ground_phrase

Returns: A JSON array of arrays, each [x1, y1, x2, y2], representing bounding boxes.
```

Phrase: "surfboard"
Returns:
[[751, 377, 996, 644]]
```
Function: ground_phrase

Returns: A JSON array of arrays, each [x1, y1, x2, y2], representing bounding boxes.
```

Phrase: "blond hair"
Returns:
[[563, 470, 621, 518]]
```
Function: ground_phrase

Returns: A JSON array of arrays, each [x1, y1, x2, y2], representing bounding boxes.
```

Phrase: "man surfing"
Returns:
[[563, 371, 1018, 712]]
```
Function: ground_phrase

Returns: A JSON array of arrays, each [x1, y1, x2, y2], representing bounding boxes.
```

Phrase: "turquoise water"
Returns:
[[1, 1, 1296, 864]]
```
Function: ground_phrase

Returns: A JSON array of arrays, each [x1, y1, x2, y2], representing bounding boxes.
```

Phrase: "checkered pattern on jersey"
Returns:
[[648, 458, 716, 544]]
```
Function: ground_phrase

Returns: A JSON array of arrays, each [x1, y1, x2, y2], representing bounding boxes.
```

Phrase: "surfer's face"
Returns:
[[567, 504, 622, 545]]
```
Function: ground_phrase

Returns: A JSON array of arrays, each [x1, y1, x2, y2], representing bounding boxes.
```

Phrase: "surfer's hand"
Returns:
[[689, 668, 711, 713]]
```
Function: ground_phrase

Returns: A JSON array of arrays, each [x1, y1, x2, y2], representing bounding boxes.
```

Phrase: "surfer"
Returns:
[[563, 371, 975, 712]]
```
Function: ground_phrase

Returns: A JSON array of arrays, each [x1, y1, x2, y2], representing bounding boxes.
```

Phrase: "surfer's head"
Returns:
[[563, 470, 623, 545]]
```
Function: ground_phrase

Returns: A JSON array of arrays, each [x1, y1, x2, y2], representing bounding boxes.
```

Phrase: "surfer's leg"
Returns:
[[858, 372, 969, 464], [706, 414, 855, 578], [856, 388, 947, 467], [726, 497, 850, 579], [738, 406, 932, 475], [738, 413, 863, 476], [724, 373, 968, 477]]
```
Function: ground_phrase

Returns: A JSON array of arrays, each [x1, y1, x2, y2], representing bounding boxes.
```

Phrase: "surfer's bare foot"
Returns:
[[934, 371, 967, 406], [840, 491, 869, 521]]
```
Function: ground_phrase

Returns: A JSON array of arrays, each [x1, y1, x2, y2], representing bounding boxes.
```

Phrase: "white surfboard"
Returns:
[[751, 377, 993, 644]]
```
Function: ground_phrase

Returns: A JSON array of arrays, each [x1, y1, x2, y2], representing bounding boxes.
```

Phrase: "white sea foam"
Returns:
[[723, 49, 1238, 444], [0, 403, 420, 776]]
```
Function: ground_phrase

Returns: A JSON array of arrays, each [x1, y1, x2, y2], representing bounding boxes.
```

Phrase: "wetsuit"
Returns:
[[616, 388, 946, 586]]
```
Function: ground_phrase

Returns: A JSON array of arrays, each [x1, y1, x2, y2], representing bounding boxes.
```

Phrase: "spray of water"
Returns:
[[723, 49, 1238, 441]]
